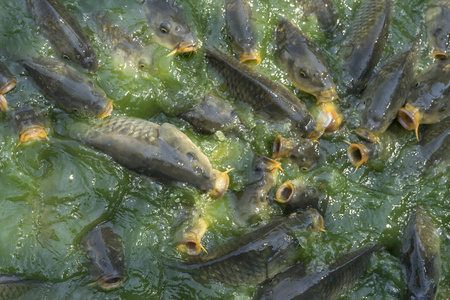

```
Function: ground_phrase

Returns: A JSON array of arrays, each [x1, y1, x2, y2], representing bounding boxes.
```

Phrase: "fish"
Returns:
[[81, 224, 125, 290], [70, 117, 230, 199], [340, 0, 392, 94], [397, 61, 450, 140], [11, 106, 48, 146], [313, 102, 344, 133], [275, 18, 338, 103], [0, 61, 17, 112], [235, 155, 282, 225], [173, 209, 208, 255], [346, 141, 379, 171], [181, 209, 325, 286], [0, 274, 46, 300], [143, 0, 197, 55], [355, 39, 420, 143], [425, 0, 450, 60], [205, 48, 323, 139], [298, 0, 339, 33], [225, 0, 260, 65], [179, 94, 242, 134], [93, 13, 155, 71], [419, 115, 450, 167], [22, 57, 113, 118], [275, 179, 320, 212], [402, 206, 441, 300], [255, 243, 384, 300], [272, 134, 319, 170], [27, 0, 99, 71]]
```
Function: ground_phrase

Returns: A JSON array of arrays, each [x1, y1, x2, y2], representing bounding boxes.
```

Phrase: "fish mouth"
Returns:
[[307, 123, 325, 140], [208, 169, 231, 199], [275, 180, 295, 204], [18, 126, 48, 145], [176, 233, 207, 256], [347, 142, 369, 169], [272, 135, 292, 159], [0, 77, 17, 94], [167, 43, 198, 56], [0, 94, 7, 112], [98, 100, 114, 119], [239, 51, 261, 66], [316, 103, 343, 133], [307, 208, 326, 232], [259, 155, 284, 172], [98, 275, 124, 290], [430, 50, 448, 60], [354, 127, 380, 144], [315, 87, 339, 104], [397, 103, 422, 140]]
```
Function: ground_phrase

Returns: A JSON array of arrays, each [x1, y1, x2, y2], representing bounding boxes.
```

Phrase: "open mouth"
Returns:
[[240, 51, 261, 66], [347, 142, 369, 169], [98, 100, 114, 119], [167, 43, 198, 56], [397, 103, 422, 140], [18, 126, 48, 146], [98, 275, 124, 290]]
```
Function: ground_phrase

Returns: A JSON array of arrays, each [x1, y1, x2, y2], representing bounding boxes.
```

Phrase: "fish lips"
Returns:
[[97, 274, 125, 290]]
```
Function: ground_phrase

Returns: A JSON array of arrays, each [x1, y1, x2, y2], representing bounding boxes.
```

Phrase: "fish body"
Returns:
[[11, 106, 48, 145], [398, 61, 450, 139], [23, 57, 113, 118], [275, 18, 337, 103], [0, 274, 44, 300], [355, 40, 420, 143], [236, 156, 281, 224], [225, 0, 260, 65], [419, 115, 450, 166], [340, 0, 392, 93], [425, 0, 450, 59], [403, 206, 441, 300], [93, 13, 154, 71], [180, 94, 242, 134], [255, 243, 384, 300], [27, 0, 98, 71], [81, 224, 125, 290], [0, 61, 17, 112], [205, 48, 322, 139], [275, 179, 320, 212], [71, 117, 229, 199], [182, 209, 324, 286], [272, 134, 319, 169], [298, 0, 339, 33], [143, 0, 197, 54]]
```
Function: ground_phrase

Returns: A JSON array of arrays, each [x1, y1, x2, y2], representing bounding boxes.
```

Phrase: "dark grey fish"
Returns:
[[143, 0, 197, 55], [340, 0, 392, 93], [225, 0, 260, 65], [298, 0, 339, 33], [425, 0, 450, 60], [23, 57, 113, 118], [93, 12, 155, 71], [272, 134, 319, 169], [235, 156, 282, 225], [403, 206, 441, 300], [81, 224, 125, 290], [179, 94, 242, 134], [181, 209, 325, 286], [70, 117, 230, 199], [0, 61, 17, 112], [398, 61, 450, 140], [275, 18, 337, 103], [275, 179, 320, 212], [11, 106, 48, 146], [205, 48, 323, 139], [419, 115, 450, 167], [355, 39, 420, 143], [0, 274, 45, 300], [255, 243, 384, 300], [27, 0, 98, 71]]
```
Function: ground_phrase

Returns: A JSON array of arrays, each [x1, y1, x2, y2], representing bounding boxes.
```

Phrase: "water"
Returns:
[[0, 0, 448, 299]]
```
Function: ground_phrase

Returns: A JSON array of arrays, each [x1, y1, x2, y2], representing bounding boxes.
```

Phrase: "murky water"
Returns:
[[0, 0, 448, 299]]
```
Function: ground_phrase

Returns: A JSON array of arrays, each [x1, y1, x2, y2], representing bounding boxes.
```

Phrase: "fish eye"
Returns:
[[73, 108, 79, 112], [438, 103, 447, 112], [63, 54, 70, 60], [159, 22, 171, 34], [138, 58, 148, 69], [299, 68, 309, 78], [415, 82, 420, 88], [228, 35, 233, 41]]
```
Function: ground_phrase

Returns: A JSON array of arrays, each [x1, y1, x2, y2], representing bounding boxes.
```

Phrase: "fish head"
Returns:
[[347, 142, 369, 169], [272, 135, 293, 159], [12, 106, 48, 144], [208, 169, 231, 200], [154, 17, 197, 55], [291, 57, 338, 103], [60, 46, 99, 72], [82, 226, 125, 290]]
